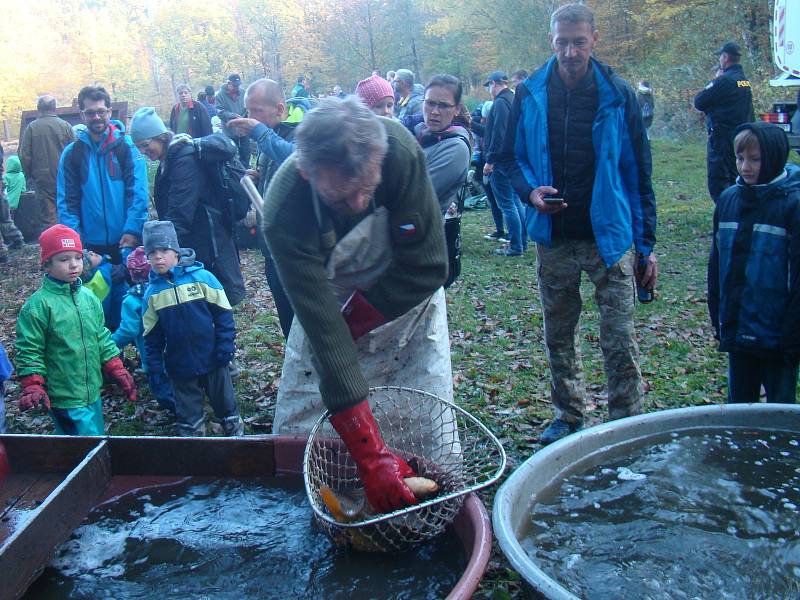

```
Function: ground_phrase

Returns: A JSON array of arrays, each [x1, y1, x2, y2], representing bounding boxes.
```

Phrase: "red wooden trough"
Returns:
[[0, 435, 492, 600]]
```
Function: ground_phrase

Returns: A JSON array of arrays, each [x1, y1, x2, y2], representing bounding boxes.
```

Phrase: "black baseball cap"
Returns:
[[483, 71, 509, 86], [716, 42, 742, 57], [227, 74, 242, 85]]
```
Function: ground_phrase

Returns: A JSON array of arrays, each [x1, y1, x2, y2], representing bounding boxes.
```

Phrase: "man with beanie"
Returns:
[[708, 122, 800, 404], [694, 41, 754, 203], [15, 224, 136, 436], [142, 221, 243, 436], [56, 85, 149, 331], [215, 74, 251, 165], [497, 4, 657, 444], [19, 94, 75, 233]]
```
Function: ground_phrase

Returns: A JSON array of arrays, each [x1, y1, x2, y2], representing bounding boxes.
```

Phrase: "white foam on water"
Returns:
[[566, 554, 581, 569], [50, 521, 130, 576], [616, 467, 647, 481]]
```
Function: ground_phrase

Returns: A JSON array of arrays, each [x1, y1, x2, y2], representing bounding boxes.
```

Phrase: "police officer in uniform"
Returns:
[[694, 41, 754, 203]]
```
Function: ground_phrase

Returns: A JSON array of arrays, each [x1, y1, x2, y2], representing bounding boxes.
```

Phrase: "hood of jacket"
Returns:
[[734, 121, 790, 185], [5, 155, 22, 173], [414, 123, 470, 149], [75, 121, 126, 154], [735, 162, 800, 199]]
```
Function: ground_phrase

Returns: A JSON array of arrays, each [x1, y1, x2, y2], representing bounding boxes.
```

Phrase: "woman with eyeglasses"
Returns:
[[128, 107, 245, 307], [415, 75, 472, 215]]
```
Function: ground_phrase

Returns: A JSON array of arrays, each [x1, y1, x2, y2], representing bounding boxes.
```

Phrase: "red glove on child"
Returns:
[[102, 356, 137, 402], [19, 374, 51, 411], [341, 291, 388, 341], [329, 399, 417, 513]]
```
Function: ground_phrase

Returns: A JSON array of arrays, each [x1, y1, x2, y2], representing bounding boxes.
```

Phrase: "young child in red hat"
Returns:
[[14, 224, 136, 435]]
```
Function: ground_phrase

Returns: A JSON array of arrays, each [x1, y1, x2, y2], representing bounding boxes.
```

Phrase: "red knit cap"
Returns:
[[39, 224, 83, 265], [355, 75, 394, 109]]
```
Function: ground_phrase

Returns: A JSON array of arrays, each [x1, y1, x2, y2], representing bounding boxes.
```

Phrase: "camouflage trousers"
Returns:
[[536, 239, 643, 423]]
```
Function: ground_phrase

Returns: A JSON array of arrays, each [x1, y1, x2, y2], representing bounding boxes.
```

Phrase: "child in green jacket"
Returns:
[[14, 225, 137, 435]]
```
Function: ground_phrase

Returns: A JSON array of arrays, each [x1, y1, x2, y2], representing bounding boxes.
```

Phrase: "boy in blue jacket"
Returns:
[[112, 246, 175, 414], [142, 221, 243, 436], [708, 121, 800, 403]]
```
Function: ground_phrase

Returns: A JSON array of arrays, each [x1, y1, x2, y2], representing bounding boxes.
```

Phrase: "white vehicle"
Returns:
[[767, 0, 800, 147]]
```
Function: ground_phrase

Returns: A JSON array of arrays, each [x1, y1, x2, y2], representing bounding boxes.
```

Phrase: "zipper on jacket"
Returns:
[[98, 152, 110, 246], [72, 286, 92, 403]]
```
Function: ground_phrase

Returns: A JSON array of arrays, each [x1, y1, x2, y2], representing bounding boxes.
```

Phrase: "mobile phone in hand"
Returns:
[[544, 196, 564, 206]]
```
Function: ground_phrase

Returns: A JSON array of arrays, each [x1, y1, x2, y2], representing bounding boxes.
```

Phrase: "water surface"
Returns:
[[27, 477, 465, 599], [520, 429, 800, 599]]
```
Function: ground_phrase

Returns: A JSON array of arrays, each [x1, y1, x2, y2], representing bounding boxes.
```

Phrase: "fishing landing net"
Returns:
[[304, 386, 507, 553]]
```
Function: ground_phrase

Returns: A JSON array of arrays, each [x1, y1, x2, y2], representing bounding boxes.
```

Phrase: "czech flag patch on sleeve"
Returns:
[[398, 223, 417, 236], [391, 212, 424, 244]]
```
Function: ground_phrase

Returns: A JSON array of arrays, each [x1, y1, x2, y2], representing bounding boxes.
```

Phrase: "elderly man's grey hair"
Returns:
[[550, 3, 596, 33], [175, 83, 191, 94], [295, 96, 388, 180], [37, 95, 57, 113], [394, 69, 415, 85]]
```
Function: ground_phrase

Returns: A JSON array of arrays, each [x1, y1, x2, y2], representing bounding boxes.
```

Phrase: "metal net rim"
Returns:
[[303, 385, 507, 529]]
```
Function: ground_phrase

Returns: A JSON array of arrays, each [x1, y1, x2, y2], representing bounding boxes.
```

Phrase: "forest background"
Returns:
[[0, 0, 791, 140]]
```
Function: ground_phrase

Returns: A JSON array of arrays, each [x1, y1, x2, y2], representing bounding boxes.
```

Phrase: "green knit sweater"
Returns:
[[263, 118, 448, 413]]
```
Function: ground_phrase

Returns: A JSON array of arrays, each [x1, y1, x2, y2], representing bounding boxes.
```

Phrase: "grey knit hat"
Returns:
[[130, 107, 167, 143], [143, 220, 180, 255]]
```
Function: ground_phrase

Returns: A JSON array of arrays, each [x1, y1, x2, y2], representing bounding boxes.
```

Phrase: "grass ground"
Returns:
[[0, 138, 781, 597]]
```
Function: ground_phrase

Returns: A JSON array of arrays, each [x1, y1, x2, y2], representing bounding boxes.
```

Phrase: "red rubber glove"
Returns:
[[19, 374, 51, 411], [329, 399, 417, 513], [102, 356, 137, 402], [341, 291, 388, 341]]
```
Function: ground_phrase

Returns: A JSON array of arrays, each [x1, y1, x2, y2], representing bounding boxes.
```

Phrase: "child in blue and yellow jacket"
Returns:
[[112, 246, 175, 414], [142, 221, 243, 436], [708, 122, 800, 403]]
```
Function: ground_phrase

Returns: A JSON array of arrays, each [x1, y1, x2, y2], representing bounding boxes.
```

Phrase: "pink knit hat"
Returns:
[[355, 75, 394, 109]]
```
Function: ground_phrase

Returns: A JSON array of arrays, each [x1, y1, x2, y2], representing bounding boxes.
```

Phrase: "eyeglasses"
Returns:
[[82, 108, 110, 118], [423, 99, 457, 111], [135, 139, 156, 152]]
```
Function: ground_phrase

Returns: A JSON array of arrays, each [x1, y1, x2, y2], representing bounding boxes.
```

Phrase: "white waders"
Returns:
[[272, 206, 454, 438]]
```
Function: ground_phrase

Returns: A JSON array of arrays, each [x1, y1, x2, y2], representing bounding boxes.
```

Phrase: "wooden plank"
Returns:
[[0, 440, 111, 600], [108, 436, 279, 477], [0, 435, 101, 474], [0, 474, 40, 519], [0, 474, 64, 546]]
